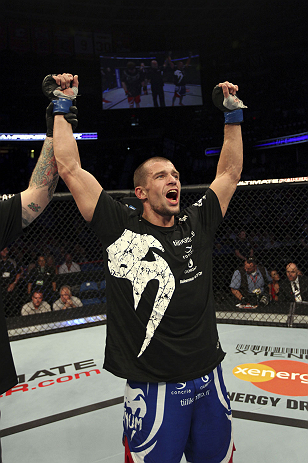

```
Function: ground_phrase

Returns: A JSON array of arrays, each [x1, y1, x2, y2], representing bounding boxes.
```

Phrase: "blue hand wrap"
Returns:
[[52, 98, 72, 114], [224, 109, 243, 124]]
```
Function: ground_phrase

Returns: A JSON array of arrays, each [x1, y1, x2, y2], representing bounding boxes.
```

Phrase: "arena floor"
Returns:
[[1, 323, 307, 463], [102, 83, 203, 109]]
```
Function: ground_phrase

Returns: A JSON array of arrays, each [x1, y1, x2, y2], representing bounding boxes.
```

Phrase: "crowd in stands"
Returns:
[[229, 258, 308, 309], [0, 240, 105, 318], [2, 224, 308, 318]]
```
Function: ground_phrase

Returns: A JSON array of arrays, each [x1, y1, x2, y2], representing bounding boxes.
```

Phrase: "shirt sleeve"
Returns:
[[73, 296, 83, 308], [89, 190, 131, 247], [230, 270, 241, 289], [187, 188, 223, 240], [53, 299, 62, 310]]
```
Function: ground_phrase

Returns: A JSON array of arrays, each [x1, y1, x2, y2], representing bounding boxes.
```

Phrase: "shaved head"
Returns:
[[133, 157, 173, 188]]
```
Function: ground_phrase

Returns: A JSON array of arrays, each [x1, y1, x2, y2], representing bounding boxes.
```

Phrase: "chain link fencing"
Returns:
[[2, 180, 308, 340]]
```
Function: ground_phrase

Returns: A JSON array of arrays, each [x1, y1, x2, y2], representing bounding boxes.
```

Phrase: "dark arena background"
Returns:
[[0, 2, 308, 463]]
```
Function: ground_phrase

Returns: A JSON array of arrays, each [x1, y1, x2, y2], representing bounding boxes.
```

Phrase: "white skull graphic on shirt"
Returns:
[[106, 229, 175, 357]]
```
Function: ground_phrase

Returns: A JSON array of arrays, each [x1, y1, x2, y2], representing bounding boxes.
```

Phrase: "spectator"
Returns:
[[279, 262, 308, 302], [21, 291, 51, 315], [58, 253, 80, 274], [234, 229, 253, 262], [46, 254, 58, 275], [230, 257, 271, 306], [0, 247, 23, 315], [27, 255, 56, 303], [269, 269, 280, 302], [72, 244, 88, 263], [53, 285, 83, 310]]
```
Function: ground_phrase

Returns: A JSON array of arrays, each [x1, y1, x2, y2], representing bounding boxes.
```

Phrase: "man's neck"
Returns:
[[142, 211, 175, 227]]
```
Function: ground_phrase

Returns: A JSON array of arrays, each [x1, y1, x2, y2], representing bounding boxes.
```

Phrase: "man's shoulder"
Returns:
[[232, 269, 241, 278], [42, 301, 51, 310], [22, 302, 32, 309]]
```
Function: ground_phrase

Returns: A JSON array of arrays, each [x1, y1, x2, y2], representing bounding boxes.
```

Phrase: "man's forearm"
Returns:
[[231, 288, 243, 301], [21, 137, 59, 228], [29, 137, 58, 200], [53, 115, 81, 178], [216, 124, 243, 182]]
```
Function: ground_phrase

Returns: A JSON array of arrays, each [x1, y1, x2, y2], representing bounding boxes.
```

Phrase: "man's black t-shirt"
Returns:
[[90, 188, 225, 383], [174, 68, 187, 86], [28, 266, 56, 295], [0, 259, 17, 290], [0, 195, 22, 395]]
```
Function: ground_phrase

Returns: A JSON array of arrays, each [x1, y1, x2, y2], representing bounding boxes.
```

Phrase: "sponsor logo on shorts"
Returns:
[[171, 382, 192, 395], [180, 391, 210, 406]]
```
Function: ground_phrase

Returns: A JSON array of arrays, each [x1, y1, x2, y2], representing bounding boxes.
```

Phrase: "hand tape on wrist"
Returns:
[[52, 99, 72, 114], [224, 109, 243, 124], [223, 93, 247, 111], [53, 86, 78, 100]]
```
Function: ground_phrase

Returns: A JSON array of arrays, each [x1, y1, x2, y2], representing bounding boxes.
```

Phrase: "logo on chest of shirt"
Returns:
[[184, 258, 197, 274], [106, 229, 175, 357]]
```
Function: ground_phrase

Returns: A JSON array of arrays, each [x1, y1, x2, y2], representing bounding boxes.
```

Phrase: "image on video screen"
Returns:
[[101, 50, 203, 110]]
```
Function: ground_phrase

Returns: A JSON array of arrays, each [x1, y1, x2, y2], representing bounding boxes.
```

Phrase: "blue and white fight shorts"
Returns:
[[123, 364, 235, 463]]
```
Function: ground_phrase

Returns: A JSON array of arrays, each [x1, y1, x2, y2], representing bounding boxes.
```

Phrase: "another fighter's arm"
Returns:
[[53, 116, 102, 222], [209, 82, 243, 217], [20, 137, 59, 228]]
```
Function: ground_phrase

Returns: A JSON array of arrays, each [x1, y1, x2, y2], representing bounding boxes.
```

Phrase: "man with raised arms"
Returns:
[[0, 131, 58, 461], [50, 73, 245, 463]]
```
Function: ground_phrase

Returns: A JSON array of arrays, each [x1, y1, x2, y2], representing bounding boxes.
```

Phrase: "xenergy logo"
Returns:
[[233, 360, 308, 396]]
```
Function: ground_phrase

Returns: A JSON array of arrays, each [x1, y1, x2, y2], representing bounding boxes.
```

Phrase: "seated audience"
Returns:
[[21, 291, 51, 315], [53, 285, 83, 310], [279, 262, 308, 302], [269, 269, 280, 302], [59, 253, 81, 274], [27, 255, 57, 302], [230, 257, 272, 306]]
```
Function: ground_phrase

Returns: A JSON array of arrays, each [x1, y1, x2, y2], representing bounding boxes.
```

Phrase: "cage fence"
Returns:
[[2, 180, 308, 340]]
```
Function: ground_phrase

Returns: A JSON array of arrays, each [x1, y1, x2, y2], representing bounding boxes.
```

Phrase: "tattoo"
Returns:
[[29, 138, 59, 193], [22, 207, 33, 228], [22, 138, 59, 229], [47, 171, 59, 201], [27, 202, 41, 212]]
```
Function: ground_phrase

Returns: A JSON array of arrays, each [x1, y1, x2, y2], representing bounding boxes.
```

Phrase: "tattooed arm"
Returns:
[[20, 137, 59, 228]]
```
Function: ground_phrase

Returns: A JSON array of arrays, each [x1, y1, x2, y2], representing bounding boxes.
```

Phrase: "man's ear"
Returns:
[[135, 186, 147, 200]]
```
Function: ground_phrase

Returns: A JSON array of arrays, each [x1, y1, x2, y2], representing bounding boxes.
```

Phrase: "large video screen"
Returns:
[[100, 50, 203, 110]]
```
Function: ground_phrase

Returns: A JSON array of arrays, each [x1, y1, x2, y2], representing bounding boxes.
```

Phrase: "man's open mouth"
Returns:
[[166, 189, 178, 203]]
